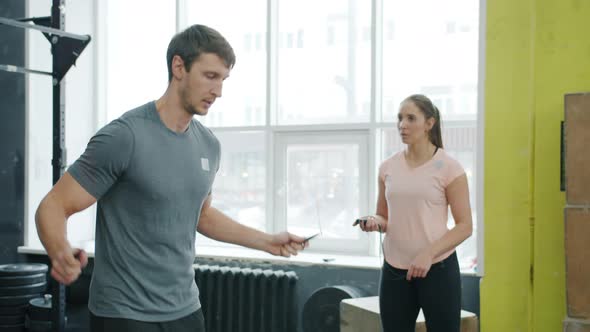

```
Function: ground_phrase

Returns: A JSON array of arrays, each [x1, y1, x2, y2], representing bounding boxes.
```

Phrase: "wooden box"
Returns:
[[565, 93, 590, 204], [340, 296, 478, 332], [565, 208, 590, 318], [563, 317, 590, 332]]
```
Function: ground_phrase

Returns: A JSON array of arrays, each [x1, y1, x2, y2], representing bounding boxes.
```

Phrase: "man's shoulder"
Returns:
[[118, 101, 156, 123]]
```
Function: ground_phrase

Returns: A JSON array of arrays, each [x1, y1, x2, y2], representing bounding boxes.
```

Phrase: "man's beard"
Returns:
[[186, 103, 199, 116], [180, 86, 201, 116]]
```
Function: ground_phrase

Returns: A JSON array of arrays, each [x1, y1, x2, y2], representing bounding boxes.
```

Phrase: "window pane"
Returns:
[[277, 0, 371, 124], [185, 0, 267, 127], [441, 125, 478, 272], [105, 1, 175, 120], [285, 143, 360, 240], [381, 0, 479, 122], [196, 131, 266, 246]]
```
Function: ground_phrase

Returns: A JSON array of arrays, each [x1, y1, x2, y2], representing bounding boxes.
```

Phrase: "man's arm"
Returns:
[[35, 172, 96, 285], [197, 195, 307, 257]]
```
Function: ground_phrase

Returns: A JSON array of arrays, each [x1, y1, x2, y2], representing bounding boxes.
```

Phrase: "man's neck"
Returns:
[[155, 89, 192, 133]]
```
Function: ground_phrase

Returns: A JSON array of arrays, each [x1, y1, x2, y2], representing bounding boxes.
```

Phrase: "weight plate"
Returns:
[[27, 295, 52, 321], [0, 273, 46, 287], [0, 323, 25, 332], [0, 314, 25, 325], [26, 318, 54, 332], [0, 282, 47, 297], [0, 304, 28, 316], [302, 285, 367, 332], [0, 293, 42, 306], [0, 264, 48, 277]]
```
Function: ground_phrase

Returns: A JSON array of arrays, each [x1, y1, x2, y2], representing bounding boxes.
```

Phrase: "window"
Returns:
[[179, 0, 480, 266], [25, 0, 481, 272], [274, 132, 370, 253], [184, 0, 267, 128], [181, 0, 374, 253], [277, 0, 371, 125], [104, 0, 176, 120], [194, 131, 267, 247]]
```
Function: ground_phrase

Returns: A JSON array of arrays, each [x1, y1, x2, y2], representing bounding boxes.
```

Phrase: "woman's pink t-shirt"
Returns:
[[379, 148, 464, 269]]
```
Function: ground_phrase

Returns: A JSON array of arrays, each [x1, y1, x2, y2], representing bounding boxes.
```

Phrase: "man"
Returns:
[[35, 24, 307, 332]]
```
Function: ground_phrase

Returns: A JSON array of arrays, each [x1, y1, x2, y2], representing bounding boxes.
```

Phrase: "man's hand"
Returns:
[[406, 249, 433, 281], [267, 232, 309, 257], [49, 247, 88, 285]]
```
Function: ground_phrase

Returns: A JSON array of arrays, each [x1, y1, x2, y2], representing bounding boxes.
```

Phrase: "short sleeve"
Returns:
[[443, 155, 465, 187], [378, 154, 398, 182], [210, 129, 221, 173], [67, 120, 134, 199]]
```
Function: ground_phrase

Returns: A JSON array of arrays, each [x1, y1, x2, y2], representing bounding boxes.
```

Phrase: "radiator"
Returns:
[[194, 264, 298, 332]]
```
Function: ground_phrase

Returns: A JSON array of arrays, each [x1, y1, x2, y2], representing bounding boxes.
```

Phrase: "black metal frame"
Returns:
[[0, 1, 91, 331]]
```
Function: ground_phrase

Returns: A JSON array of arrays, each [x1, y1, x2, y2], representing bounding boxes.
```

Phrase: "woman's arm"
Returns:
[[428, 173, 473, 258], [357, 175, 389, 232], [407, 174, 473, 280]]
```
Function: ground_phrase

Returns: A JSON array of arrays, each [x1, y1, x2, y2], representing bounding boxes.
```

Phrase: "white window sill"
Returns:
[[193, 246, 383, 269], [17, 245, 382, 270]]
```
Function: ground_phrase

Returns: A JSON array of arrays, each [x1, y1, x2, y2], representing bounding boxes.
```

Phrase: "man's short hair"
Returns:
[[166, 24, 236, 82]]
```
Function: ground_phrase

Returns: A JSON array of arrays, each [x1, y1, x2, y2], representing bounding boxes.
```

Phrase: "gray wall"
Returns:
[[0, 0, 26, 265]]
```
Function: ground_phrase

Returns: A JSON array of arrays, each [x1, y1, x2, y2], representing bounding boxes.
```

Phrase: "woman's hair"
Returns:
[[403, 94, 443, 148], [166, 24, 236, 82]]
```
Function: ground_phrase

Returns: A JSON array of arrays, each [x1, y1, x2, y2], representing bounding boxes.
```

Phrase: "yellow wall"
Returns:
[[483, 0, 590, 331]]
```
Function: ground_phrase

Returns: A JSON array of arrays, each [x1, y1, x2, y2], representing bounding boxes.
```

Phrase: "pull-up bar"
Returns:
[[1, 3, 92, 331], [0, 17, 90, 40], [0, 16, 91, 82], [0, 64, 52, 76]]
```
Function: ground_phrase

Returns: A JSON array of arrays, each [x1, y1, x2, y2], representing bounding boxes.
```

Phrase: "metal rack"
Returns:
[[0, 1, 91, 331]]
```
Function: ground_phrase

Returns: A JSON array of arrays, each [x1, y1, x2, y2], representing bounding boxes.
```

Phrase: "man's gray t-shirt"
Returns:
[[68, 101, 220, 321]]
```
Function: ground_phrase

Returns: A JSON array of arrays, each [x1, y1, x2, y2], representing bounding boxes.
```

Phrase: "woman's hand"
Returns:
[[407, 249, 433, 280], [353, 215, 385, 232]]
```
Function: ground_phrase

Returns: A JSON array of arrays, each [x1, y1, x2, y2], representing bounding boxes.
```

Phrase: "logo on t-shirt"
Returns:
[[434, 160, 444, 170], [201, 158, 210, 171]]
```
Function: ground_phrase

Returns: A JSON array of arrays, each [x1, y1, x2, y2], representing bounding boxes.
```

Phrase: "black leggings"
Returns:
[[379, 252, 461, 332], [90, 308, 205, 332]]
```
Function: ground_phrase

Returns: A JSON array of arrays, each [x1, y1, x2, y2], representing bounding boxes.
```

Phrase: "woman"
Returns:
[[356, 94, 473, 332]]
